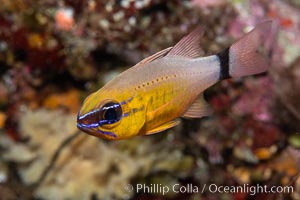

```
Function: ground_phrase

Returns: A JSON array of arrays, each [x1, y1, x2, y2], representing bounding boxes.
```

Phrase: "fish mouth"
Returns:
[[76, 122, 94, 133], [77, 123, 117, 139]]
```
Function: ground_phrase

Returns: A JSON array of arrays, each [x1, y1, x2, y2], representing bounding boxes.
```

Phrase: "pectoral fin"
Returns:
[[145, 119, 180, 135], [182, 95, 213, 118]]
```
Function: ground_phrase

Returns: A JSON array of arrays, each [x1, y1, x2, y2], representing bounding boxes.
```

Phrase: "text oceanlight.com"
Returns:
[[125, 183, 294, 196]]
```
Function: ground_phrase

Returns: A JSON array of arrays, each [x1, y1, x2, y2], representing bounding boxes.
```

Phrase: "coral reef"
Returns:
[[1, 109, 194, 199]]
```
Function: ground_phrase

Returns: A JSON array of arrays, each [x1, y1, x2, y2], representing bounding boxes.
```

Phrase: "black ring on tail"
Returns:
[[217, 47, 231, 80]]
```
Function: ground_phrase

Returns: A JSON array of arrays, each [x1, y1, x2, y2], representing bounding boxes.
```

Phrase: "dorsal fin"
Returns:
[[134, 47, 173, 66], [182, 94, 213, 118], [167, 27, 204, 58]]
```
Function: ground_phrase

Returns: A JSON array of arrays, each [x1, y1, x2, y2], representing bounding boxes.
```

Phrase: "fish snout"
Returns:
[[77, 110, 100, 133]]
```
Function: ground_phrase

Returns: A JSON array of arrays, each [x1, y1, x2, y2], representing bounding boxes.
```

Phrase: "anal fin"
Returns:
[[183, 95, 213, 118], [145, 119, 180, 135]]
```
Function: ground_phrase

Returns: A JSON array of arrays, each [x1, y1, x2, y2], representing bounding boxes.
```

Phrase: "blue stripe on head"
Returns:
[[78, 109, 100, 120], [97, 130, 117, 138], [120, 97, 133, 105], [77, 123, 99, 129]]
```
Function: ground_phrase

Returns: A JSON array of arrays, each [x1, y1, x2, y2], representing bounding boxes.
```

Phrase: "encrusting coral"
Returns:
[[0, 108, 194, 199]]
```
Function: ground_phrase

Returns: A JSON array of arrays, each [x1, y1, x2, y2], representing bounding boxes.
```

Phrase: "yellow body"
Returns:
[[78, 56, 219, 140]]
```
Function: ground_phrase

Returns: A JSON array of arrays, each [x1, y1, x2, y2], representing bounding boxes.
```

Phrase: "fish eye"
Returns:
[[99, 101, 122, 125]]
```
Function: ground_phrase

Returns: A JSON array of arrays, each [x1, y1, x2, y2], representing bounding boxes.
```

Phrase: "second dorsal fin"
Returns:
[[167, 27, 205, 58]]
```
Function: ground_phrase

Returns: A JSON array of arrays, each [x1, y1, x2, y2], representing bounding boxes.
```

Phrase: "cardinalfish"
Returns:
[[77, 21, 274, 140]]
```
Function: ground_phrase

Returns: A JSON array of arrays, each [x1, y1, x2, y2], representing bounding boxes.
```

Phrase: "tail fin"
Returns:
[[219, 21, 276, 79]]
